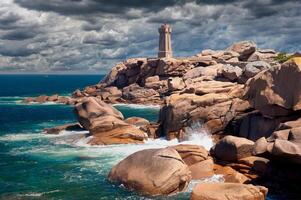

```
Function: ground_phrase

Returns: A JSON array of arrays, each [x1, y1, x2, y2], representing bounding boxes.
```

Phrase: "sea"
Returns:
[[0, 75, 289, 199]]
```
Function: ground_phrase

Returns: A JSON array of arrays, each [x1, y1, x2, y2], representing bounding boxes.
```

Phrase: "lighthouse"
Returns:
[[158, 24, 172, 58]]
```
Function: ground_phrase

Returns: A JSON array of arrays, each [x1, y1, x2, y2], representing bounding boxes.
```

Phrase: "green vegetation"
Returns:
[[274, 53, 293, 63]]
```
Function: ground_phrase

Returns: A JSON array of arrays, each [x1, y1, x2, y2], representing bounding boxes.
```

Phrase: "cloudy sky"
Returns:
[[0, 0, 300, 74]]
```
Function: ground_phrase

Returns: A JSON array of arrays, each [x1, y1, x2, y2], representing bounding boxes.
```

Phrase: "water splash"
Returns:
[[180, 122, 214, 151]]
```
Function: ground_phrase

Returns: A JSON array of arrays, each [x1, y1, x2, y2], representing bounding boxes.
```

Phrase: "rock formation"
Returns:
[[108, 147, 191, 195], [73, 97, 147, 145], [191, 183, 268, 200], [22, 40, 301, 199]]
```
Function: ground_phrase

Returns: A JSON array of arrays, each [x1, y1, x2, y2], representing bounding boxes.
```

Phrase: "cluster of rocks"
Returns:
[[108, 140, 269, 199], [24, 41, 279, 106], [23, 94, 75, 105], [33, 41, 301, 199], [45, 96, 160, 145]]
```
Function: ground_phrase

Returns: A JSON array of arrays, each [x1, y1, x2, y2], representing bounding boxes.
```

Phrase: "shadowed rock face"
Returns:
[[211, 136, 254, 162], [191, 183, 268, 200], [108, 148, 191, 196], [244, 58, 301, 117]]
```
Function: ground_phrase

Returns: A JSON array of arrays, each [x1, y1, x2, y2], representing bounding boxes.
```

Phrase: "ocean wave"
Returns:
[[113, 103, 161, 109], [0, 133, 45, 141], [17, 190, 60, 197]]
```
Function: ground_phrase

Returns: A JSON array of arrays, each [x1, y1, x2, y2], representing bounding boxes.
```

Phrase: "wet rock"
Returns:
[[214, 165, 250, 183], [108, 148, 191, 195], [35, 95, 48, 103], [48, 94, 59, 101], [159, 93, 230, 136], [44, 123, 83, 134]]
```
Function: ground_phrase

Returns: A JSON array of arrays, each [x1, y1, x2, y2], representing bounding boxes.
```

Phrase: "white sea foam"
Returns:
[[0, 133, 44, 141], [17, 190, 60, 197], [181, 122, 214, 151], [186, 175, 225, 193], [113, 103, 160, 109]]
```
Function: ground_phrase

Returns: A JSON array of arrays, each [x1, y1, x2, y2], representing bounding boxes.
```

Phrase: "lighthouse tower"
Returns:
[[158, 24, 172, 58]]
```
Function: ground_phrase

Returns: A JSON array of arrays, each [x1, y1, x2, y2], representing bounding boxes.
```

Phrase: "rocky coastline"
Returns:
[[24, 41, 301, 199]]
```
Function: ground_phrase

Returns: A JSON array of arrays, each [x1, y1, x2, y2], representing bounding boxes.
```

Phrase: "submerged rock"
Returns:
[[108, 148, 191, 195], [44, 123, 83, 134]]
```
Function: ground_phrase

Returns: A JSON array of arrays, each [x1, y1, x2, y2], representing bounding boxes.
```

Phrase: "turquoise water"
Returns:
[[0, 75, 291, 199], [0, 75, 190, 200]]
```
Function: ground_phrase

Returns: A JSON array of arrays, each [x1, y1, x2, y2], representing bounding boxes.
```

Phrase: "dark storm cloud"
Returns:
[[1, 28, 40, 40], [0, 0, 300, 73], [14, 0, 185, 15]]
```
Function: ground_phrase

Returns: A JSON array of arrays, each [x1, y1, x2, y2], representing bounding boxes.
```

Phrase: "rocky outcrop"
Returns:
[[108, 147, 191, 195], [252, 119, 301, 164], [244, 58, 301, 117], [74, 97, 123, 130], [228, 41, 257, 61], [159, 91, 250, 139], [226, 110, 298, 141], [74, 97, 148, 145], [23, 95, 75, 105], [191, 183, 268, 200], [248, 49, 277, 62]]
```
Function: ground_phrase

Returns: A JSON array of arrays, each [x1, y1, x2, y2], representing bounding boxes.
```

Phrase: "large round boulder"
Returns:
[[108, 148, 191, 195]]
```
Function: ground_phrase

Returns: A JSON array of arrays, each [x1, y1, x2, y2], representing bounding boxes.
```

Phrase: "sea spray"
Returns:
[[181, 121, 214, 150]]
